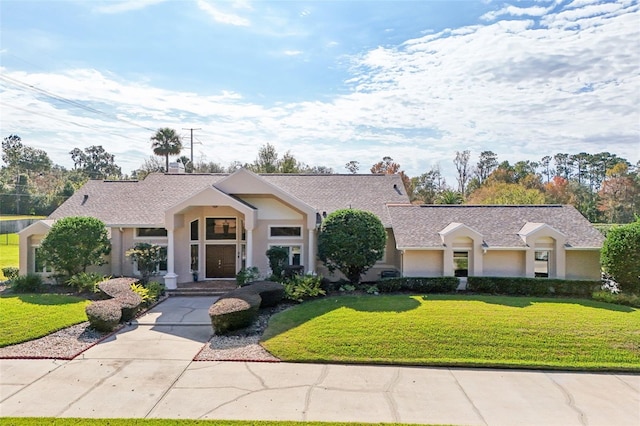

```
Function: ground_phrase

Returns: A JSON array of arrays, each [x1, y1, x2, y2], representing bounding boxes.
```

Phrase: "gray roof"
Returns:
[[49, 172, 410, 227], [388, 205, 604, 249]]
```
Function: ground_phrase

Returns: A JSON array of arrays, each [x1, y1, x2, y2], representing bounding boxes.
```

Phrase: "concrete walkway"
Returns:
[[1, 297, 639, 425]]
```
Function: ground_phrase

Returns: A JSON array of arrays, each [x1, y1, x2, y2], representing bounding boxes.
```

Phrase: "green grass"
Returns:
[[262, 295, 640, 371], [0, 215, 46, 221], [0, 233, 19, 280], [0, 294, 90, 347], [0, 420, 432, 426]]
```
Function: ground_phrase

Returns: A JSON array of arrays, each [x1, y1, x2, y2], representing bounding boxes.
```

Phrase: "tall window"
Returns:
[[190, 244, 199, 272], [34, 247, 53, 273], [453, 251, 468, 277], [535, 250, 549, 278], [190, 219, 199, 241], [206, 218, 237, 240]]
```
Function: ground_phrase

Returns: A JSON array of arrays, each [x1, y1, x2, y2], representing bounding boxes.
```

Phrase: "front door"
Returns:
[[206, 245, 236, 278]]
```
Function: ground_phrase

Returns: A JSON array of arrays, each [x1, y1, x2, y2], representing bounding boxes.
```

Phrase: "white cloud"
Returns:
[[2, 1, 638, 180], [481, 5, 551, 21], [283, 50, 303, 56], [196, 0, 251, 27], [93, 0, 166, 14]]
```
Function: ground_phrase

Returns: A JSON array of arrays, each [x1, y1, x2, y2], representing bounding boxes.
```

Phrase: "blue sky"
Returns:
[[1, 0, 638, 182]]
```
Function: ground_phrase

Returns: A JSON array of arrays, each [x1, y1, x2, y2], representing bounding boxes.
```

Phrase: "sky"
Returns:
[[0, 0, 638, 183]]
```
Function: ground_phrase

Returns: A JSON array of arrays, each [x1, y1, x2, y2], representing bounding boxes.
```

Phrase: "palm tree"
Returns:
[[150, 128, 183, 172]]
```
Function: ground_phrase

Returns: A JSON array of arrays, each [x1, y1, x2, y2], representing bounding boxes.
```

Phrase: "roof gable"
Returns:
[[389, 205, 604, 249]]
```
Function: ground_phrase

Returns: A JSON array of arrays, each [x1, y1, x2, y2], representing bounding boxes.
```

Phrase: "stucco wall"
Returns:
[[482, 250, 526, 277], [402, 250, 444, 277], [566, 250, 601, 280]]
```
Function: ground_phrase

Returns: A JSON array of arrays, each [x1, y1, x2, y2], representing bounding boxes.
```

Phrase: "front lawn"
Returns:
[[0, 294, 90, 347], [262, 295, 640, 371], [0, 233, 19, 280]]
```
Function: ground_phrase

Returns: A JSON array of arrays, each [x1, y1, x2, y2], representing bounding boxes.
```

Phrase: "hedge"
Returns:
[[466, 276, 601, 297], [377, 277, 459, 293]]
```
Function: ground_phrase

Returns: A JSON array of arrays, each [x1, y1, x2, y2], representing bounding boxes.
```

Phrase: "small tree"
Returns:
[[39, 216, 111, 279], [601, 220, 640, 294], [317, 209, 387, 285], [126, 243, 166, 284]]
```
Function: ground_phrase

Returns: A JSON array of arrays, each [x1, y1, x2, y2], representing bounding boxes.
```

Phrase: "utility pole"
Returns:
[[182, 128, 201, 172]]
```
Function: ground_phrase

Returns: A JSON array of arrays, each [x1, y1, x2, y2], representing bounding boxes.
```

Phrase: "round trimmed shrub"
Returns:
[[601, 221, 640, 294], [86, 300, 122, 332], [209, 293, 261, 334]]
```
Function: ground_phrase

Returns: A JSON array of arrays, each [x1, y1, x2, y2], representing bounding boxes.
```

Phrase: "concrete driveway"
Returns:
[[1, 297, 639, 425]]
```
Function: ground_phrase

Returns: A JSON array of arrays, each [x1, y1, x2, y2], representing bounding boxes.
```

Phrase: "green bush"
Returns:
[[377, 277, 459, 293], [145, 281, 165, 302], [66, 272, 105, 293], [236, 266, 260, 286], [86, 300, 122, 332], [592, 290, 640, 308], [209, 293, 261, 334], [125, 242, 165, 284], [2, 267, 19, 281], [11, 274, 43, 293], [318, 209, 387, 285], [601, 221, 640, 294], [283, 274, 326, 302], [467, 276, 600, 297]]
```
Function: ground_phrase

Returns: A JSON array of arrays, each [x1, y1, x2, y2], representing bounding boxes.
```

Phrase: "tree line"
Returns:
[[1, 130, 638, 223]]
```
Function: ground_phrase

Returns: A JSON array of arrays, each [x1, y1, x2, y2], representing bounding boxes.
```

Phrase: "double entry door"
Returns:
[[205, 245, 236, 278]]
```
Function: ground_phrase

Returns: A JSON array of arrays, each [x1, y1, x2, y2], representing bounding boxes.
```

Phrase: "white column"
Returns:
[[524, 247, 535, 278], [163, 228, 178, 289], [307, 228, 315, 274], [443, 246, 454, 276], [246, 229, 253, 267]]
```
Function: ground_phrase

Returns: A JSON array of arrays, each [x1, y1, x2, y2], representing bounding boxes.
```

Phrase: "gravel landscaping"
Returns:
[[0, 294, 290, 362]]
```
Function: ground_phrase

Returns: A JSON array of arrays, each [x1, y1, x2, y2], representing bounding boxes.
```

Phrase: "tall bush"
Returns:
[[601, 220, 640, 294], [317, 209, 386, 285], [39, 216, 111, 279], [266, 246, 289, 280]]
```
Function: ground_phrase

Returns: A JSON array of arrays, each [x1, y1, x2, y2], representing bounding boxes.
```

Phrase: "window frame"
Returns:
[[135, 227, 168, 239], [268, 244, 303, 266], [268, 225, 303, 239], [205, 217, 238, 241], [133, 244, 168, 276]]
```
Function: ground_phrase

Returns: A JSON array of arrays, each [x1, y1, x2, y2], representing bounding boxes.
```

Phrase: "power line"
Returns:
[[0, 74, 156, 132], [182, 128, 202, 166]]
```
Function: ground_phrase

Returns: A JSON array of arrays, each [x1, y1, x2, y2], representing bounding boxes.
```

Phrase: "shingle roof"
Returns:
[[388, 205, 604, 249], [49, 172, 410, 227]]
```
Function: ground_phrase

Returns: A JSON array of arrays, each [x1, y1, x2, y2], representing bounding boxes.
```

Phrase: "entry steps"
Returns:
[[167, 280, 238, 297]]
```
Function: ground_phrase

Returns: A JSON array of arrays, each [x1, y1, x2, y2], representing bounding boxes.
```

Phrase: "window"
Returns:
[[535, 250, 549, 278], [136, 228, 168, 238], [205, 218, 237, 240], [34, 247, 53, 274], [190, 244, 199, 272], [269, 226, 302, 238], [271, 245, 302, 266], [454, 251, 468, 277], [190, 220, 199, 241]]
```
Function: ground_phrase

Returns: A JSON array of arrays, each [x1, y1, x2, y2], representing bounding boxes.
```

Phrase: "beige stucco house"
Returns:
[[19, 169, 604, 288]]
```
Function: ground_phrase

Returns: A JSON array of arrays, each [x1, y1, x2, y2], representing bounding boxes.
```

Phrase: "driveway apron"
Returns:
[[80, 296, 217, 361]]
